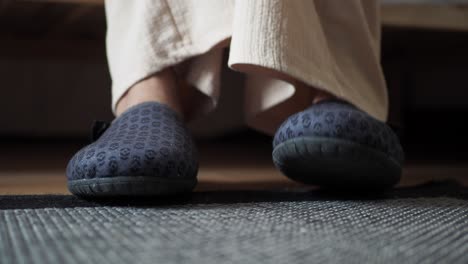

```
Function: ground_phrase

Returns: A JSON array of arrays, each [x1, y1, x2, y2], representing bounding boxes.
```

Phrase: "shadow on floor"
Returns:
[[0, 180, 466, 210]]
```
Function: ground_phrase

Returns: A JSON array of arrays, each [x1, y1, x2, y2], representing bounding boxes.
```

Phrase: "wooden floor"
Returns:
[[0, 138, 467, 195]]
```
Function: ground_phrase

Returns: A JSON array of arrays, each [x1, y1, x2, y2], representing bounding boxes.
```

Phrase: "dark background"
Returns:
[[1, 0, 468, 162]]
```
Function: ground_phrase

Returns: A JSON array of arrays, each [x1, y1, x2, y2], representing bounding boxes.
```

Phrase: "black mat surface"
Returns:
[[1, 181, 467, 264]]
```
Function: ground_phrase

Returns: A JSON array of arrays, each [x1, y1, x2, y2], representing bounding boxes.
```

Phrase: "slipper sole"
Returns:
[[272, 136, 402, 189], [68, 176, 197, 197]]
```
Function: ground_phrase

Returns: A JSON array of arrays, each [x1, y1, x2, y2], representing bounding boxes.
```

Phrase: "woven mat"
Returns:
[[1, 181, 467, 264]]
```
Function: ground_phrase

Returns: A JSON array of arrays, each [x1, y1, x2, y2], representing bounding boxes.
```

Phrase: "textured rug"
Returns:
[[1, 181, 467, 264]]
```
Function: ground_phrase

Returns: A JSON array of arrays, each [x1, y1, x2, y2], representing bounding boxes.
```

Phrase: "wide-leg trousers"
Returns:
[[106, 0, 388, 135]]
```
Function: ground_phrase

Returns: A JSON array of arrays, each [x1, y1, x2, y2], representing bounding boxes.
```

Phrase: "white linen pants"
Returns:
[[106, 0, 388, 135]]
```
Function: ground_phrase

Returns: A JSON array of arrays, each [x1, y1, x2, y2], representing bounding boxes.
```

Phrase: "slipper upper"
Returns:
[[273, 100, 404, 164], [66, 102, 198, 181]]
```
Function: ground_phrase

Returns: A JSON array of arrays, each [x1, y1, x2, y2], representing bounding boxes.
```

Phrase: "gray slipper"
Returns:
[[66, 102, 198, 197], [272, 100, 404, 189]]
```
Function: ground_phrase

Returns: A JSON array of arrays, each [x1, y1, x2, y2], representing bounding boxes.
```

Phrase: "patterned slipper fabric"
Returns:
[[272, 100, 404, 189], [66, 102, 198, 197]]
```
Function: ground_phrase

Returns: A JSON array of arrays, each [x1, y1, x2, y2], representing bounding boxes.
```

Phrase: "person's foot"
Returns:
[[66, 69, 198, 197], [272, 99, 404, 189], [115, 68, 184, 118]]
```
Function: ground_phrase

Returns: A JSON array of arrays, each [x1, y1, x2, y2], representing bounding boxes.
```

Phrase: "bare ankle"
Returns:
[[115, 68, 184, 118], [294, 81, 335, 105], [312, 90, 335, 104]]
